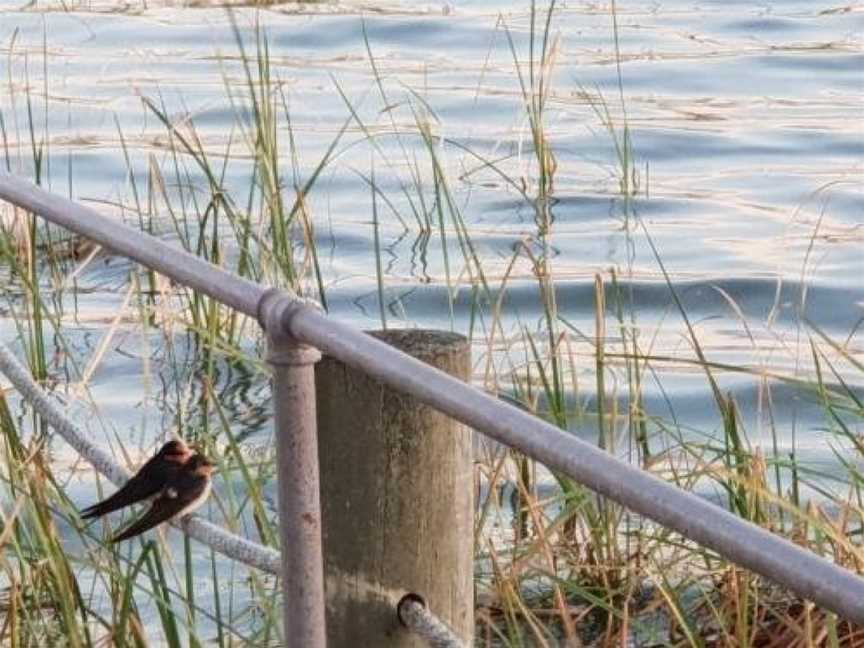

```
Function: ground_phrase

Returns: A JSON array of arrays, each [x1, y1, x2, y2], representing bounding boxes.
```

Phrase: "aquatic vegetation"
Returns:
[[0, 0, 861, 645]]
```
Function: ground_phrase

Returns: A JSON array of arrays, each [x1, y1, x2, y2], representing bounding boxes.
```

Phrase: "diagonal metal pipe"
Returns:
[[2, 173, 863, 624], [0, 173, 267, 317], [283, 304, 864, 624]]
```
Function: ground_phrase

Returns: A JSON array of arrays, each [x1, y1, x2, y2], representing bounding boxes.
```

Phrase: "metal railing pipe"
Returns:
[[3, 174, 864, 623], [259, 291, 327, 647], [281, 305, 864, 624], [0, 173, 266, 317]]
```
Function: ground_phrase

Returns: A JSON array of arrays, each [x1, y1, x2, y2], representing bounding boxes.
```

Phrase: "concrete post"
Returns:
[[316, 329, 474, 646]]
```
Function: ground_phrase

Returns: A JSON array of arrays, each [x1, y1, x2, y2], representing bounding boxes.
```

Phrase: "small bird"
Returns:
[[80, 439, 193, 520], [111, 453, 214, 543]]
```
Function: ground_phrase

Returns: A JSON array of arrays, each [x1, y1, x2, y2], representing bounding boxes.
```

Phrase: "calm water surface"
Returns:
[[0, 0, 861, 637]]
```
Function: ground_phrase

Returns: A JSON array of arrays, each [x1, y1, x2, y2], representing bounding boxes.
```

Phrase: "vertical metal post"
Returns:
[[259, 290, 326, 647]]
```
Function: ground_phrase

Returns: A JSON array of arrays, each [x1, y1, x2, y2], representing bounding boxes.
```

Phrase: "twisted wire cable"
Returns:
[[397, 594, 466, 648]]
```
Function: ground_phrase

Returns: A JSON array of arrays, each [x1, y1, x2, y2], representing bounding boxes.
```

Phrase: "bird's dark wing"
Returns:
[[81, 447, 187, 519], [111, 475, 210, 542], [80, 474, 164, 519], [110, 486, 191, 543]]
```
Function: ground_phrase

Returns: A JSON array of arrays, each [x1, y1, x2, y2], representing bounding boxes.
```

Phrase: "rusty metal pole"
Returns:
[[258, 290, 326, 647]]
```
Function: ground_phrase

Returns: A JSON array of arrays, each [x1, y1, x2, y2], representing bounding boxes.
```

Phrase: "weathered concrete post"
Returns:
[[316, 329, 474, 646]]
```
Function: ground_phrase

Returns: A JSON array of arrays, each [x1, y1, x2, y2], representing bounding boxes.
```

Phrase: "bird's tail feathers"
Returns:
[[110, 508, 164, 543], [80, 502, 106, 520], [80, 495, 124, 520]]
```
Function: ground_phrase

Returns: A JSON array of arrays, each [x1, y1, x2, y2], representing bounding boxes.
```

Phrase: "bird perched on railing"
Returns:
[[80, 439, 214, 542]]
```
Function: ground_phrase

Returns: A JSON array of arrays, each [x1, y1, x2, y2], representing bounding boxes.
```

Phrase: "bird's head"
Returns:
[[160, 439, 192, 462], [187, 453, 215, 477]]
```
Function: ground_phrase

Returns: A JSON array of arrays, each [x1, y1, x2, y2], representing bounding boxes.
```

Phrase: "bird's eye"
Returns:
[[167, 488, 178, 498]]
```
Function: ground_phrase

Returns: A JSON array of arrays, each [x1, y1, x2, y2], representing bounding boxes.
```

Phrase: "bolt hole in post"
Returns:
[[258, 289, 327, 648]]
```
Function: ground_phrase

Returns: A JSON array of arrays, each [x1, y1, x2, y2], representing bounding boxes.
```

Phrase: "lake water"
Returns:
[[0, 0, 862, 641]]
